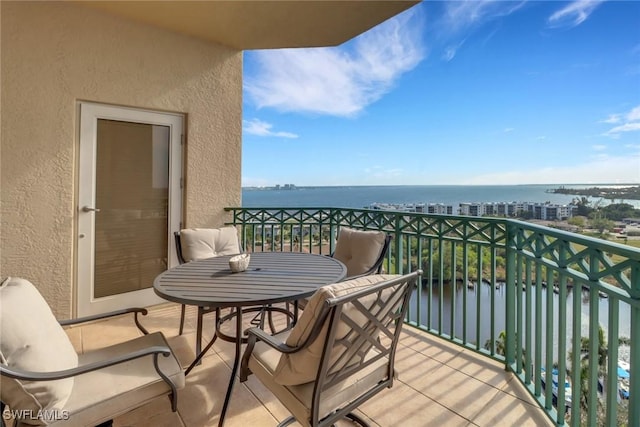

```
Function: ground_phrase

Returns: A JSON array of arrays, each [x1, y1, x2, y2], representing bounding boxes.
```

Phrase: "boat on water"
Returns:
[[596, 360, 630, 400], [618, 378, 629, 400], [541, 367, 573, 408], [618, 360, 630, 399], [618, 360, 630, 372]]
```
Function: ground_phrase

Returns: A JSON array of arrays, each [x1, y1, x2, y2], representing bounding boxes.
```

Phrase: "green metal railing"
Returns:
[[225, 207, 640, 426]]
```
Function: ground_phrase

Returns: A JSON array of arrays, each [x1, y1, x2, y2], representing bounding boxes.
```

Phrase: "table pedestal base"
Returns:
[[185, 305, 296, 427]]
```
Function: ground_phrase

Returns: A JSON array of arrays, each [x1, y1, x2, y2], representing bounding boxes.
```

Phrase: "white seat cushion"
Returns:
[[272, 274, 399, 385], [180, 226, 241, 261], [48, 332, 185, 426], [332, 227, 386, 277], [0, 277, 78, 426]]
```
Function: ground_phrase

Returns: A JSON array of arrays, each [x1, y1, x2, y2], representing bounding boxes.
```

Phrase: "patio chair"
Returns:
[[297, 227, 391, 311], [332, 227, 392, 279], [175, 226, 242, 355], [240, 271, 420, 427], [0, 277, 184, 427]]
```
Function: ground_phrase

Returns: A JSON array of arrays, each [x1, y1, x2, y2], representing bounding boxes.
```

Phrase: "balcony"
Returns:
[[63, 304, 551, 426], [220, 207, 640, 427], [17, 206, 634, 426]]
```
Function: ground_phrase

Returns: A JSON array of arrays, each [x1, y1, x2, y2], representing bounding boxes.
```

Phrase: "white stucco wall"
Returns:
[[0, 1, 242, 317]]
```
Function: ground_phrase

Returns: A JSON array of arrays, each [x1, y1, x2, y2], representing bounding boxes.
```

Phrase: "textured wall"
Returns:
[[0, 1, 242, 317]]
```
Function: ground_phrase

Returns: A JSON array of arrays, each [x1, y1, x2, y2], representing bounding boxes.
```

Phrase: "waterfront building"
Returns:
[[370, 202, 455, 214], [445, 201, 576, 219], [426, 203, 454, 215]]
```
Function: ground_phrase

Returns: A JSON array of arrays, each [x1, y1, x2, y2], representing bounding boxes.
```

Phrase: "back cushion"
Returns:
[[180, 226, 241, 261], [332, 227, 386, 277], [0, 277, 78, 425], [273, 274, 399, 385]]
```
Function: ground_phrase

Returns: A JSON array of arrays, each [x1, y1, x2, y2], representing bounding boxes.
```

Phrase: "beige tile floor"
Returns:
[[63, 304, 553, 427]]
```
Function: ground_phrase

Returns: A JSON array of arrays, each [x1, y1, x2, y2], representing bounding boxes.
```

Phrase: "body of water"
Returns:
[[242, 184, 640, 209], [410, 281, 631, 362]]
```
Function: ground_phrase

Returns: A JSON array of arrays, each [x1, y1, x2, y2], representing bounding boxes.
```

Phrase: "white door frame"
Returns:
[[77, 102, 183, 317]]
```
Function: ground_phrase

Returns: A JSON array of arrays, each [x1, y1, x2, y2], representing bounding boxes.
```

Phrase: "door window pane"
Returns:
[[94, 119, 169, 298]]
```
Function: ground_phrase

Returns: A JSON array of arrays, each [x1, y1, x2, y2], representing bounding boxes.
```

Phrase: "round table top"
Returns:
[[153, 251, 347, 308]]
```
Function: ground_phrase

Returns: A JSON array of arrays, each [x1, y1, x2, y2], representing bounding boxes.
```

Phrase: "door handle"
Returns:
[[82, 206, 101, 213]]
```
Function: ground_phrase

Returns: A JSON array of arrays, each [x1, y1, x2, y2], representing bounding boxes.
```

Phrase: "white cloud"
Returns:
[[443, 46, 458, 62], [442, 40, 466, 62], [244, 8, 424, 117], [592, 144, 607, 151], [548, 0, 605, 29], [602, 105, 640, 137], [601, 114, 621, 124], [627, 106, 640, 122], [503, 127, 515, 133], [443, 1, 527, 33], [243, 119, 298, 138], [435, 1, 525, 61], [463, 153, 640, 185], [605, 123, 640, 137]]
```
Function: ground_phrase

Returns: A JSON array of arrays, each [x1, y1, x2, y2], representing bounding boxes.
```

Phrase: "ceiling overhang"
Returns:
[[80, 1, 420, 50]]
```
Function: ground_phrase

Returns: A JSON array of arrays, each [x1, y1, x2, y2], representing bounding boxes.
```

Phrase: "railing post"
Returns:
[[394, 212, 403, 274], [504, 220, 516, 369], [630, 266, 640, 427], [329, 208, 337, 253]]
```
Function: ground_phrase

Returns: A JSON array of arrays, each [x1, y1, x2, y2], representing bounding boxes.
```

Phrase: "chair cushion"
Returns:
[[332, 227, 386, 277], [49, 332, 185, 426], [250, 332, 389, 425], [273, 274, 398, 385], [180, 226, 241, 261], [0, 277, 78, 425]]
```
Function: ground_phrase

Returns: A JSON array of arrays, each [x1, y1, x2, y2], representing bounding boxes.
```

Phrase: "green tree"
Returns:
[[567, 325, 609, 423], [518, 210, 534, 220], [568, 216, 586, 229], [589, 216, 615, 235], [419, 242, 505, 282], [484, 330, 507, 355], [573, 197, 594, 217], [601, 203, 640, 221]]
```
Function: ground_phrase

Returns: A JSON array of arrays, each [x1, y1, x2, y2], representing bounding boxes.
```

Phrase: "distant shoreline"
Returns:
[[547, 185, 640, 200], [244, 183, 640, 190]]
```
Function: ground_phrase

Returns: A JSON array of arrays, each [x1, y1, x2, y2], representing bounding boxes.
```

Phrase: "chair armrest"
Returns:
[[245, 327, 297, 353], [240, 327, 298, 382], [0, 345, 171, 381], [59, 308, 149, 335], [241, 303, 333, 382]]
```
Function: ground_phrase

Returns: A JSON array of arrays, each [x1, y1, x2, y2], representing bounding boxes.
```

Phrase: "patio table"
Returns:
[[153, 251, 347, 426]]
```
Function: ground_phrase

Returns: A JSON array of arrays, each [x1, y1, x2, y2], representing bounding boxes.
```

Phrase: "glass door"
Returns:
[[77, 103, 183, 316]]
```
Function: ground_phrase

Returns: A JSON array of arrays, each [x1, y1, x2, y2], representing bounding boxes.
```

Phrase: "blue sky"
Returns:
[[241, 1, 640, 187]]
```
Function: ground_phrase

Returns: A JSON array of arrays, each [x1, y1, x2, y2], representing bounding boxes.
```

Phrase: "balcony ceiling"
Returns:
[[79, 1, 420, 50]]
